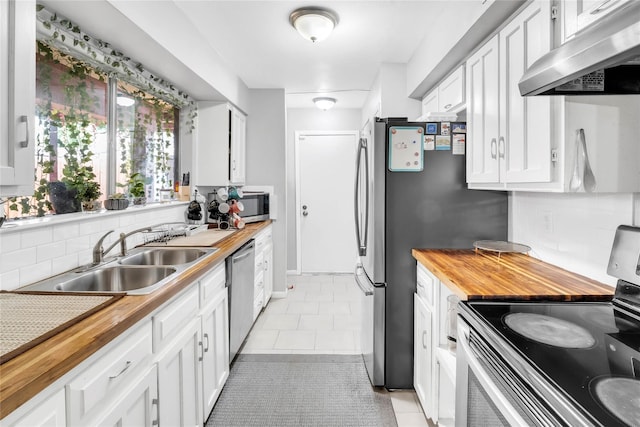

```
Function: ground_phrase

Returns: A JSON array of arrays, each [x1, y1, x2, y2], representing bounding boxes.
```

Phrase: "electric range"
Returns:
[[456, 225, 640, 426]]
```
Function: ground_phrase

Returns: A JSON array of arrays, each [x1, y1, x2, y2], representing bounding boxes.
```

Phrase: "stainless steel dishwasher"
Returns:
[[226, 239, 255, 362]]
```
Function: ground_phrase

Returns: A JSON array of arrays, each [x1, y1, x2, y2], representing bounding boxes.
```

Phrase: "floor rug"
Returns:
[[206, 354, 398, 427]]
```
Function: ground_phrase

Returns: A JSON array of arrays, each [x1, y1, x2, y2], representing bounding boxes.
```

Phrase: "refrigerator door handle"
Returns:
[[355, 264, 374, 296], [354, 137, 369, 257]]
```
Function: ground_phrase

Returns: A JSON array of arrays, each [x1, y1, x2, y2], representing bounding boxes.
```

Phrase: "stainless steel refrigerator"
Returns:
[[354, 118, 507, 389]]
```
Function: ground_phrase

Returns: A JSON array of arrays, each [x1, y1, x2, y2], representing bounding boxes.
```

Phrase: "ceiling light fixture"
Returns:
[[116, 95, 135, 107], [289, 7, 338, 43], [313, 97, 336, 110]]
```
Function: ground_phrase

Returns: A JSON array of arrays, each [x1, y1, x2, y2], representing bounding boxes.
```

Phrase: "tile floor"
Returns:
[[241, 274, 430, 427]]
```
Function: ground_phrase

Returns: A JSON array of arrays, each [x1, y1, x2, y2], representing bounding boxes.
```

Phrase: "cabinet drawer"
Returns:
[[416, 264, 436, 307], [153, 286, 199, 353], [200, 262, 226, 308], [67, 321, 152, 425]]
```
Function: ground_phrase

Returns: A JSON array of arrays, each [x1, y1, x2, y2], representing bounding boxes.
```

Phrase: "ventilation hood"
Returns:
[[519, 1, 640, 96]]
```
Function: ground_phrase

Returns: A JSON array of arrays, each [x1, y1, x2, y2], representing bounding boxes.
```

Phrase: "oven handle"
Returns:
[[459, 328, 529, 427]]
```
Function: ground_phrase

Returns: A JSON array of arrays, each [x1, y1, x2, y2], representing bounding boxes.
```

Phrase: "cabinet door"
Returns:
[[262, 242, 273, 306], [230, 108, 246, 185], [466, 34, 500, 184], [413, 294, 434, 420], [438, 66, 465, 112], [89, 366, 159, 427], [421, 88, 438, 115], [0, 0, 35, 197], [201, 288, 229, 421], [4, 389, 66, 427], [499, 0, 552, 183], [157, 318, 202, 427]]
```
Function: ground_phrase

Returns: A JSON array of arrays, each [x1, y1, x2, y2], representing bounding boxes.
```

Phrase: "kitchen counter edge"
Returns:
[[412, 248, 614, 302]]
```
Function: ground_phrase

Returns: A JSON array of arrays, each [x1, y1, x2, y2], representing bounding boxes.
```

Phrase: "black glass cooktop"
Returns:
[[464, 301, 640, 426]]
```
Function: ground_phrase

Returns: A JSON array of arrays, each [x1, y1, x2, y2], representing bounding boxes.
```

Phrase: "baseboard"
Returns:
[[271, 290, 288, 299]]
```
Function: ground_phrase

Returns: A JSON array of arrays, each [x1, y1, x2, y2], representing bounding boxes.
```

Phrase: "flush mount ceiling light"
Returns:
[[116, 95, 135, 107], [289, 7, 338, 43], [313, 97, 336, 110]]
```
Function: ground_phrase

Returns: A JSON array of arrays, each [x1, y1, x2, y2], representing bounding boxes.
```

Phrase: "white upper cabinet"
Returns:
[[561, 0, 632, 43], [0, 0, 35, 197], [420, 65, 466, 117], [195, 102, 246, 187], [499, 0, 552, 183], [466, 35, 501, 184], [438, 66, 465, 113], [466, 0, 553, 188], [421, 89, 439, 117]]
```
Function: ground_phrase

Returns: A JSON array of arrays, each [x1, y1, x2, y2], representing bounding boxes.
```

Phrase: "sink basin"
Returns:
[[18, 265, 177, 295], [17, 247, 218, 295], [119, 248, 213, 266]]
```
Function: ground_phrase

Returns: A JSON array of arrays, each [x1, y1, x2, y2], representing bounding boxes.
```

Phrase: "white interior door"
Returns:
[[297, 131, 358, 273]]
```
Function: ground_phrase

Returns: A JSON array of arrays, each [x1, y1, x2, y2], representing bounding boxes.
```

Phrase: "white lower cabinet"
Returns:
[[413, 293, 433, 419], [200, 287, 229, 420], [156, 317, 202, 427], [89, 366, 158, 427], [4, 262, 231, 427], [414, 263, 457, 426], [2, 389, 66, 427]]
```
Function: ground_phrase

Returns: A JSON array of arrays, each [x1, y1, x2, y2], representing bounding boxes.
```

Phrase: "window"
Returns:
[[116, 81, 176, 201], [5, 41, 179, 219]]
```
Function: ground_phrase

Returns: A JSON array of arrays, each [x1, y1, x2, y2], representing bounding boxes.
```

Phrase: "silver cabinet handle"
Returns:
[[422, 330, 427, 349], [19, 115, 29, 148], [444, 103, 452, 110], [152, 398, 159, 426], [109, 360, 132, 379], [591, 0, 618, 14], [490, 138, 497, 159], [198, 341, 204, 361], [498, 137, 506, 158], [204, 333, 210, 352]]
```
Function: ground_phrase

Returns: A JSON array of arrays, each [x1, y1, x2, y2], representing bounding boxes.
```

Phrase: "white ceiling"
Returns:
[[172, 1, 451, 109]]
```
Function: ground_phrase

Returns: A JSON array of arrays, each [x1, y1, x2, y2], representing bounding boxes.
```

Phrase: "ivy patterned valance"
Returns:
[[35, 4, 195, 113]]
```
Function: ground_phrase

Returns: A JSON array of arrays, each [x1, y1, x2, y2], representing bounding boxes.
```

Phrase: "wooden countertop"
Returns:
[[0, 221, 271, 419], [412, 249, 615, 302]]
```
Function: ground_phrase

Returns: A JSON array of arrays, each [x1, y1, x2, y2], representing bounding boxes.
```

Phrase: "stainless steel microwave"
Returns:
[[237, 191, 270, 223]]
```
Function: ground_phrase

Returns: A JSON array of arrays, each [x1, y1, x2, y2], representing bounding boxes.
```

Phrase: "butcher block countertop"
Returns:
[[412, 249, 615, 302], [0, 221, 271, 419]]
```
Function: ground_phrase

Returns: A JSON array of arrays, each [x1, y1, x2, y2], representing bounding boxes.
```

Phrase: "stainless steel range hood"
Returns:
[[519, 1, 640, 96]]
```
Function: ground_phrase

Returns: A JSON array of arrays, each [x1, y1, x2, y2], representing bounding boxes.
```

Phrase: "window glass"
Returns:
[[116, 81, 176, 203], [5, 42, 178, 219]]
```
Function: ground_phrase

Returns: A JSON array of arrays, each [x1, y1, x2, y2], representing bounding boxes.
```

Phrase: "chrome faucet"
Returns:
[[92, 227, 152, 265]]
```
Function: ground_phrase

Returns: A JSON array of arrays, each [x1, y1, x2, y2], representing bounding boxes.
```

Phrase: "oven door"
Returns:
[[455, 317, 561, 427]]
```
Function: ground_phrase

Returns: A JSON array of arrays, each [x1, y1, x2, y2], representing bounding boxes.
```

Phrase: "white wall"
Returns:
[[245, 89, 287, 292], [0, 204, 187, 290], [286, 108, 362, 271], [510, 192, 637, 286]]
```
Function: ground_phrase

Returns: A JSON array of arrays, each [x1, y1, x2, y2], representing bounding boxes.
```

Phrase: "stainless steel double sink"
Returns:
[[17, 247, 219, 295]]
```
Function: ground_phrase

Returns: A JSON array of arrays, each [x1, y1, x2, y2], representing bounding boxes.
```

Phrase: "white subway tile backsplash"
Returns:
[[0, 247, 37, 273], [0, 269, 20, 291], [0, 233, 21, 254], [20, 228, 53, 249], [36, 241, 67, 263], [0, 204, 188, 287], [53, 223, 79, 241], [511, 192, 633, 286], [19, 260, 53, 286], [51, 253, 79, 276]]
